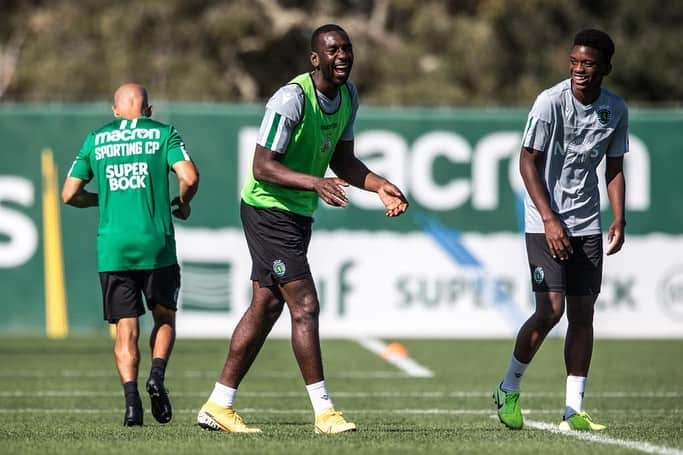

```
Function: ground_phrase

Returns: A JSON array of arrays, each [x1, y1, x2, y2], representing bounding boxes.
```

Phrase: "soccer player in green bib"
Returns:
[[62, 83, 199, 426], [197, 24, 408, 434]]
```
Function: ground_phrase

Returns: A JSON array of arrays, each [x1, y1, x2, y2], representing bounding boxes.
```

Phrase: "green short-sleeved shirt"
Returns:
[[69, 117, 190, 272]]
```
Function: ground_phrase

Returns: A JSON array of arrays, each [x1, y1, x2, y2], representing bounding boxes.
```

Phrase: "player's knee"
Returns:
[[567, 306, 594, 326], [116, 319, 139, 341], [264, 299, 285, 322], [152, 305, 176, 327], [533, 294, 565, 329], [290, 293, 319, 324], [537, 307, 564, 329]]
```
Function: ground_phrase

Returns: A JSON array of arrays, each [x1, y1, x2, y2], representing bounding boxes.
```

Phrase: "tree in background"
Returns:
[[1, 0, 681, 105]]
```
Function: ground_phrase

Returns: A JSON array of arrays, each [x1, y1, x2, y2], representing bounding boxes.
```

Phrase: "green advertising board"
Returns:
[[0, 104, 681, 335]]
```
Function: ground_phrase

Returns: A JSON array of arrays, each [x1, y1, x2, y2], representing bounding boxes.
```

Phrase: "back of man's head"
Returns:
[[112, 83, 151, 119], [573, 29, 615, 63]]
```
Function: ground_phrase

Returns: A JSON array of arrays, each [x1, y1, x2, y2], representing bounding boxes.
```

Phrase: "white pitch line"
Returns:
[[525, 418, 683, 455], [354, 338, 434, 378]]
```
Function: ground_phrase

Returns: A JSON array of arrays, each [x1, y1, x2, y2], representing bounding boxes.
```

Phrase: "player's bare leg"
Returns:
[[513, 291, 566, 363], [280, 277, 356, 434], [114, 317, 142, 426], [197, 282, 282, 433], [146, 305, 176, 423], [150, 305, 175, 361], [114, 317, 140, 384], [495, 291, 565, 429], [560, 295, 604, 429], [280, 278, 324, 384], [219, 282, 285, 387], [565, 295, 596, 376]]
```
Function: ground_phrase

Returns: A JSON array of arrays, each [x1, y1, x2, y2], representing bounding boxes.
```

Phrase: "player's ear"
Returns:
[[112, 105, 119, 117], [310, 51, 319, 70], [143, 105, 152, 117]]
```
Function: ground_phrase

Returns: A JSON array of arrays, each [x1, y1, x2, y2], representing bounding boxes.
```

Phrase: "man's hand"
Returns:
[[378, 182, 409, 217], [544, 215, 572, 260], [314, 177, 349, 207], [606, 219, 625, 255], [172, 196, 191, 220]]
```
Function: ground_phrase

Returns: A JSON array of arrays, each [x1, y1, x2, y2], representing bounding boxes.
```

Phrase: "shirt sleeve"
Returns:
[[340, 81, 360, 141], [68, 132, 94, 181], [521, 92, 553, 153], [166, 126, 191, 166], [606, 104, 629, 157], [256, 84, 304, 154]]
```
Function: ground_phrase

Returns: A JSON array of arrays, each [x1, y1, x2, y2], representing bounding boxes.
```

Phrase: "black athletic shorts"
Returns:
[[525, 233, 603, 296], [240, 200, 313, 287], [99, 264, 180, 323]]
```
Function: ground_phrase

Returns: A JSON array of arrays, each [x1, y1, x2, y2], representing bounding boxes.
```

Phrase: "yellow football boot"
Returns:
[[197, 400, 262, 433], [314, 408, 357, 434]]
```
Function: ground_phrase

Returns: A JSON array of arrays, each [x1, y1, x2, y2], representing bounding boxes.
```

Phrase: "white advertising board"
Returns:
[[175, 228, 683, 338]]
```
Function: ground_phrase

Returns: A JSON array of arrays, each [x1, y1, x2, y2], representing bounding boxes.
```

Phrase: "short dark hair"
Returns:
[[573, 29, 615, 63], [311, 24, 348, 51]]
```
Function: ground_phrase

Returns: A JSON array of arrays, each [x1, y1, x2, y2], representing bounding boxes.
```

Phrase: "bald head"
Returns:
[[112, 83, 151, 119]]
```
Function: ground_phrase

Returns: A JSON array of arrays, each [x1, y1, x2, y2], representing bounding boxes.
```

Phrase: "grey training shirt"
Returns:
[[522, 79, 629, 236]]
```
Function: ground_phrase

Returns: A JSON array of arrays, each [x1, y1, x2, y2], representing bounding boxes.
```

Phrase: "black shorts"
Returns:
[[99, 264, 180, 323], [525, 233, 603, 296], [240, 200, 313, 287]]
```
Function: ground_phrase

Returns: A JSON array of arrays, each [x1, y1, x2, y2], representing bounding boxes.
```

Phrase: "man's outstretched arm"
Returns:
[[330, 140, 408, 217]]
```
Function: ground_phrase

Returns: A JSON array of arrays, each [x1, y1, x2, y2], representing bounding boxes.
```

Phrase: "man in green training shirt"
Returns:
[[197, 24, 408, 435], [62, 83, 199, 426]]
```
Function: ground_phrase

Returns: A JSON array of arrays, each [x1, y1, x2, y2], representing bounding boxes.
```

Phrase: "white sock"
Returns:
[[501, 355, 529, 392], [209, 382, 237, 408], [306, 380, 334, 415], [565, 375, 587, 419]]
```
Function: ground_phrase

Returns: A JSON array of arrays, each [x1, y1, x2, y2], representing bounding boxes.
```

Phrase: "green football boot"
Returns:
[[559, 412, 607, 431], [493, 382, 523, 430]]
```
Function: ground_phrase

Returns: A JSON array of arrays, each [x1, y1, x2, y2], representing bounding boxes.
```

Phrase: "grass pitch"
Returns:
[[1, 337, 681, 454]]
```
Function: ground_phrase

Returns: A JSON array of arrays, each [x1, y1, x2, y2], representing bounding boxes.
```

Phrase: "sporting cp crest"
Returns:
[[596, 108, 612, 125], [272, 259, 286, 277], [533, 266, 545, 284]]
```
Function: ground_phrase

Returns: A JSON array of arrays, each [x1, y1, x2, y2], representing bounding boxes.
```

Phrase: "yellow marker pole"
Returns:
[[41, 148, 69, 338]]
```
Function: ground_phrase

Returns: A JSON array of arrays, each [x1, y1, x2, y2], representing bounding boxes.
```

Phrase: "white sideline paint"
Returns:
[[355, 338, 434, 378], [524, 418, 683, 455]]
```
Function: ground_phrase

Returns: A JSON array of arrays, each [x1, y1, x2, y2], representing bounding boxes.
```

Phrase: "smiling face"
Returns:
[[311, 30, 354, 89], [569, 45, 611, 103]]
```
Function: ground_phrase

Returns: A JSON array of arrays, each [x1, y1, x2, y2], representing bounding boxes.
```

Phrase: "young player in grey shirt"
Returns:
[[494, 29, 628, 432]]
